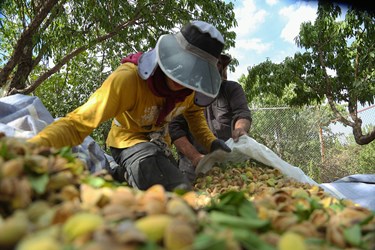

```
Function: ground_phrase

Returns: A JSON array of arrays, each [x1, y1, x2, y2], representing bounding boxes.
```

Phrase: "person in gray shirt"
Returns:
[[169, 54, 252, 182]]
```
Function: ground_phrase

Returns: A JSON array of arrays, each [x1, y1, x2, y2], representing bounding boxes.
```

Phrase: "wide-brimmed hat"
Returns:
[[138, 20, 224, 106]]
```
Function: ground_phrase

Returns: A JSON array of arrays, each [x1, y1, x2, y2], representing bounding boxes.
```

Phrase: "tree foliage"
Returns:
[[245, 86, 339, 181], [323, 125, 375, 182], [0, 0, 237, 147], [243, 1, 375, 145], [0, 0, 237, 95]]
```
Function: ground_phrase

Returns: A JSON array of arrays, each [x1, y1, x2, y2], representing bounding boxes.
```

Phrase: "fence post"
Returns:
[[319, 125, 325, 163]]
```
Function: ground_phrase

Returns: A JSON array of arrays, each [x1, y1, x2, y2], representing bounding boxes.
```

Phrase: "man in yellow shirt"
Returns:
[[29, 20, 231, 191]]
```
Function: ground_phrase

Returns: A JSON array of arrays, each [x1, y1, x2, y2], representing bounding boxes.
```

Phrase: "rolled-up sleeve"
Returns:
[[168, 114, 190, 143], [227, 81, 252, 126], [184, 106, 216, 152]]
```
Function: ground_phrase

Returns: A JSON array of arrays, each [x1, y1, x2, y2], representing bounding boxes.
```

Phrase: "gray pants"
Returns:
[[178, 156, 197, 184], [109, 142, 191, 191]]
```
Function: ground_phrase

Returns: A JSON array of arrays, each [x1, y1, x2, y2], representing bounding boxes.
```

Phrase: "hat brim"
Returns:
[[219, 54, 232, 68], [193, 91, 215, 106], [157, 34, 221, 104], [138, 49, 158, 80]]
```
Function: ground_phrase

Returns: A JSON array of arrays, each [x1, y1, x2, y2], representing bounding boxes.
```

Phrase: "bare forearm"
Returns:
[[235, 118, 251, 132], [232, 118, 251, 142], [173, 136, 204, 167]]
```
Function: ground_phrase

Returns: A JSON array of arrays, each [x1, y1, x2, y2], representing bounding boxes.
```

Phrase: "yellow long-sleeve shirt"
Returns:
[[28, 63, 216, 151]]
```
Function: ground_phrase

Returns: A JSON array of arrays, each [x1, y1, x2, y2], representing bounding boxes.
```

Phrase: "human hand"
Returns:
[[232, 128, 248, 142], [210, 139, 231, 153], [191, 154, 204, 167]]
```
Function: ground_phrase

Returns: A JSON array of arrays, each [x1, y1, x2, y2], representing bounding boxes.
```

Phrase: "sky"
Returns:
[[226, 0, 320, 81]]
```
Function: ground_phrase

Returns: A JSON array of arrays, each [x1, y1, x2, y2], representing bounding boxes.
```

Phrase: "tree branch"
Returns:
[[317, 44, 355, 127], [10, 17, 141, 95], [0, 0, 60, 88]]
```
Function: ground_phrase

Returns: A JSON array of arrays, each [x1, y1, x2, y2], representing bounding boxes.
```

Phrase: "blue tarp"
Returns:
[[321, 175, 375, 211]]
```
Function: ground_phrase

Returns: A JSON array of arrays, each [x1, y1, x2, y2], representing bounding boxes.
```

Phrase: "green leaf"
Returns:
[[309, 198, 323, 210], [240, 174, 248, 182], [173, 187, 189, 196], [0, 143, 13, 160], [295, 203, 311, 221], [232, 227, 275, 250], [330, 203, 345, 211], [57, 147, 76, 162], [266, 178, 276, 187], [207, 191, 247, 215], [0, 143, 7, 158], [238, 200, 258, 219], [83, 176, 106, 188], [343, 224, 362, 247], [359, 213, 374, 226], [28, 174, 49, 194], [218, 191, 246, 206], [193, 234, 227, 250], [210, 211, 269, 230]]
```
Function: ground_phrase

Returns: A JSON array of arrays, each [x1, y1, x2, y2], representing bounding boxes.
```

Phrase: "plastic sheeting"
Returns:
[[0, 94, 116, 173], [0, 94, 54, 138], [321, 175, 375, 211], [196, 135, 375, 211], [196, 135, 318, 185]]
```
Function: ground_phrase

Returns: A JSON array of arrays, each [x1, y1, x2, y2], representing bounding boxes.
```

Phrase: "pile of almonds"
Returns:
[[195, 164, 375, 249], [0, 134, 374, 250]]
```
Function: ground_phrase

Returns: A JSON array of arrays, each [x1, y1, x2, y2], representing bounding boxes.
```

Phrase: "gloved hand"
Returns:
[[210, 139, 232, 153]]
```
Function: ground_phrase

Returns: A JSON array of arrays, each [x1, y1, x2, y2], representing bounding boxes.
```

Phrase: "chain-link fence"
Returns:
[[249, 105, 375, 183]]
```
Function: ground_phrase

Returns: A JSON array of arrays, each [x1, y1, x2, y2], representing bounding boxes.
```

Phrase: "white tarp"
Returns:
[[196, 136, 343, 197], [196, 135, 375, 211], [320, 175, 375, 211], [0, 94, 116, 173], [196, 135, 318, 185]]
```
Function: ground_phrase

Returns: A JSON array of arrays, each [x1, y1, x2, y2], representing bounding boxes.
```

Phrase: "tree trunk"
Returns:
[[0, 0, 60, 88]]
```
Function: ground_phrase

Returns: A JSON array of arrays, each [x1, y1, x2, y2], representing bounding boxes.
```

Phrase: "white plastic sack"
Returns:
[[196, 135, 317, 184], [196, 135, 345, 199]]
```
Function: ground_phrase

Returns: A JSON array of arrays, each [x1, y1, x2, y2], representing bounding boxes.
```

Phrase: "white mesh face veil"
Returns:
[[138, 20, 224, 106]]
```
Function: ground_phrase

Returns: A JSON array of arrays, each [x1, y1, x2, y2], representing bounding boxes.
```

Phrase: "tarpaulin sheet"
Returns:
[[0, 94, 117, 173], [196, 134, 375, 211]]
